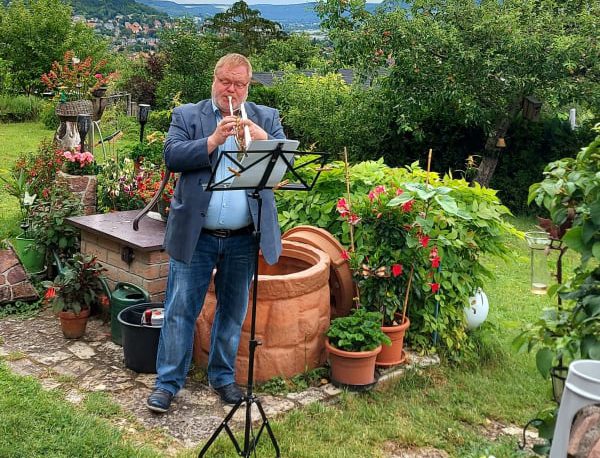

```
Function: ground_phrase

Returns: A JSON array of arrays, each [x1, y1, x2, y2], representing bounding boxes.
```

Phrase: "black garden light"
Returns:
[[551, 364, 568, 404], [138, 104, 151, 143], [77, 114, 92, 153]]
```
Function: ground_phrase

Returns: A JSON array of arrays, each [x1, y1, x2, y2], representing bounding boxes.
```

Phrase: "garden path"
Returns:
[[0, 308, 440, 454]]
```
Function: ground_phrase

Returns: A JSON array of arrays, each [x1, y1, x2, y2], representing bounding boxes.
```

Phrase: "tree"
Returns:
[[252, 33, 324, 71], [0, 0, 108, 94], [156, 19, 220, 106], [317, 0, 600, 186], [203, 1, 286, 56]]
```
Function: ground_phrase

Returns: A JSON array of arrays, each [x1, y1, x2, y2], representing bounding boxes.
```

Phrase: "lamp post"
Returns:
[[138, 104, 151, 143], [77, 114, 92, 153]]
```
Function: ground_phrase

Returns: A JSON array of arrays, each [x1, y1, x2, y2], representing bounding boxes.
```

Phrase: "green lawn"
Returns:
[[0, 121, 54, 239], [0, 122, 565, 457]]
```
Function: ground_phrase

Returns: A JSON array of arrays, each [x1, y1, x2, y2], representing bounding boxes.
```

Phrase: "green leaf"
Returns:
[[535, 348, 555, 377], [593, 242, 600, 260], [590, 199, 600, 226], [563, 226, 584, 252]]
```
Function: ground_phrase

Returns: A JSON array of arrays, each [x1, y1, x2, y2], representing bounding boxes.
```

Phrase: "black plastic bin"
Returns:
[[117, 303, 163, 373]]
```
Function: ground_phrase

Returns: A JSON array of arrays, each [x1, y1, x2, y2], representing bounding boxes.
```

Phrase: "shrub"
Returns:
[[278, 158, 518, 360], [0, 95, 44, 122], [39, 100, 60, 130]]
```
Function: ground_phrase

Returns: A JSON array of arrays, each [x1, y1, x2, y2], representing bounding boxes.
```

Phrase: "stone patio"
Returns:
[[0, 307, 439, 454]]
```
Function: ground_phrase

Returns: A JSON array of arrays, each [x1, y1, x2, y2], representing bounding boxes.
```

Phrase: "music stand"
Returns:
[[198, 142, 329, 458]]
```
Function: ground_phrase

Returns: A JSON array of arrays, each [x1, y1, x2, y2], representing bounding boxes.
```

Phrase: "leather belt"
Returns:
[[201, 225, 254, 238]]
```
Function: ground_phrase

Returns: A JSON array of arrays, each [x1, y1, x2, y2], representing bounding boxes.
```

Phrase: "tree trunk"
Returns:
[[474, 98, 523, 187]]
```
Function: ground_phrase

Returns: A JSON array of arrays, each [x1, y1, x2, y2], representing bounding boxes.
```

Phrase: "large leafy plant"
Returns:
[[326, 307, 391, 352], [42, 253, 107, 314], [278, 159, 517, 359]]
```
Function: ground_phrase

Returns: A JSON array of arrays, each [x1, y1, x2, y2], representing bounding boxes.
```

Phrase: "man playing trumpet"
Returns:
[[146, 53, 286, 413]]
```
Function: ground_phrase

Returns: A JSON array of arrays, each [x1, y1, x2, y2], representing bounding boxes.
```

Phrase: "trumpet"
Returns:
[[228, 96, 251, 153]]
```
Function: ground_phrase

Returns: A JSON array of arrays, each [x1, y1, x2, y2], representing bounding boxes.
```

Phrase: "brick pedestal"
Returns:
[[67, 211, 168, 302], [58, 171, 97, 216]]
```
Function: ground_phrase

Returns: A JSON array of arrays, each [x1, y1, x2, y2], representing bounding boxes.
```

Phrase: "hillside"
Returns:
[[68, 0, 167, 20], [136, 0, 383, 30]]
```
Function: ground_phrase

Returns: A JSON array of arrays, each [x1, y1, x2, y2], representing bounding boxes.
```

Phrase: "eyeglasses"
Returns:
[[216, 77, 249, 90]]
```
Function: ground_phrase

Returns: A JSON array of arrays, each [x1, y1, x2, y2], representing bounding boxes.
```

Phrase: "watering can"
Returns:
[[100, 279, 150, 346]]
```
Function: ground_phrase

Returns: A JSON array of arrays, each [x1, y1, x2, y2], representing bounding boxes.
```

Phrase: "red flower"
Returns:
[[401, 200, 414, 212], [395, 188, 404, 196], [341, 250, 350, 261], [430, 246, 441, 268], [44, 287, 57, 301], [430, 283, 440, 293], [391, 264, 403, 277], [419, 235, 430, 248]]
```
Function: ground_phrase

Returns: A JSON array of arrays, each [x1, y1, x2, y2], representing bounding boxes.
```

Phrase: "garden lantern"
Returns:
[[522, 96, 543, 121], [137, 104, 151, 143], [525, 231, 551, 295], [496, 137, 506, 148], [76, 114, 92, 153]]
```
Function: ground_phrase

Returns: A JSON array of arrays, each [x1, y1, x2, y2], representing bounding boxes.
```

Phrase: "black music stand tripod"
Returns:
[[198, 143, 328, 457]]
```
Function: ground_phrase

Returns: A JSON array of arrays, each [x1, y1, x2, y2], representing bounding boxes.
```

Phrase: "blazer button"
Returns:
[[200, 212, 206, 217]]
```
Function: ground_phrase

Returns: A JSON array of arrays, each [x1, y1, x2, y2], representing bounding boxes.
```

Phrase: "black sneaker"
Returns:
[[146, 388, 174, 413], [213, 383, 244, 405]]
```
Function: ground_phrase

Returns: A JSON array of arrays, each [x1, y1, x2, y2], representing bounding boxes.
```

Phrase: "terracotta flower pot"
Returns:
[[376, 316, 410, 367], [58, 308, 90, 339], [325, 338, 381, 387], [194, 240, 331, 383], [282, 225, 354, 319]]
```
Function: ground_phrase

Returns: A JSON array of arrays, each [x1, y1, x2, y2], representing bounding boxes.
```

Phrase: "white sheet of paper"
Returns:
[[216, 139, 299, 189]]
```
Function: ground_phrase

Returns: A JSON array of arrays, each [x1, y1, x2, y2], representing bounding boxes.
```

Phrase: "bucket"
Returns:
[[117, 303, 162, 373]]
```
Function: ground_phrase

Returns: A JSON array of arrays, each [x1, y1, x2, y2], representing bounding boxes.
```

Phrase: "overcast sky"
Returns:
[[169, 0, 382, 4]]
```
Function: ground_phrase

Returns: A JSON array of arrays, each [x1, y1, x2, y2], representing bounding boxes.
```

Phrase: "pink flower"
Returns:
[[368, 191, 376, 202], [336, 198, 349, 216], [374, 185, 386, 195], [430, 247, 441, 268], [94, 73, 103, 79], [62, 151, 74, 161], [347, 213, 362, 225], [391, 264, 403, 277], [430, 283, 440, 293], [395, 188, 404, 196], [341, 250, 350, 261]]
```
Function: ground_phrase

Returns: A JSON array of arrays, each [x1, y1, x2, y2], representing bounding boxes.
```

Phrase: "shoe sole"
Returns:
[[146, 402, 169, 413]]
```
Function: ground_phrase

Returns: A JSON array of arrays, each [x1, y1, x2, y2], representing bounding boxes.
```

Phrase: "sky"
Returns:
[[169, 0, 382, 5]]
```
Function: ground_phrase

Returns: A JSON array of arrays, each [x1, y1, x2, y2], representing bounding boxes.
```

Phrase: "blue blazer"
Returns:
[[163, 100, 285, 265]]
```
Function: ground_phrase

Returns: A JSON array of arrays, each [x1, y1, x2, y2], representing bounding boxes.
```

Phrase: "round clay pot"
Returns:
[[282, 225, 354, 319], [194, 240, 331, 383], [58, 308, 91, 339], [325, 338, 381, 387], [376, 316, 410, 367]]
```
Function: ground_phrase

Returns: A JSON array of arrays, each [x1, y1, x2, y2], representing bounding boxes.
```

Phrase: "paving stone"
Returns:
[[31, 350, 72, 365], [65, 389, 84, 404], [286, 387, 327, 405], [53, 360, 94, 378], [68, 341, 96, 359], [39, 379, 62, 391]]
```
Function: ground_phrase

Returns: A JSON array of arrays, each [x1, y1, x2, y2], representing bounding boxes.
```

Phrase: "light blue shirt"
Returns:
[[203, 104, 252, 230]]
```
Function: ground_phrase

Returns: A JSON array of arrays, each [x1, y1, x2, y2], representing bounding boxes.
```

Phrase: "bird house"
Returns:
[[522, 96, 543, 121]]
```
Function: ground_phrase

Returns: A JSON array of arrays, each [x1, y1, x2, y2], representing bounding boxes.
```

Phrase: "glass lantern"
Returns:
[[525, 231, 552, 295]]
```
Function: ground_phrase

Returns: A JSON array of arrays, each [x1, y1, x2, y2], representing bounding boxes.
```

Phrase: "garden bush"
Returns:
[[277, 158, 518, 360], [0, 95, 44, 122]]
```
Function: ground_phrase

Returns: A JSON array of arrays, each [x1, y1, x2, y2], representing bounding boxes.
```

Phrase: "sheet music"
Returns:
[[212, 139, 299, 189]]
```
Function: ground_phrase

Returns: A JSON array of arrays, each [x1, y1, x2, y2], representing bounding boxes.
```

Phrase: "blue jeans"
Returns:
[[155, 232, 256, 395]]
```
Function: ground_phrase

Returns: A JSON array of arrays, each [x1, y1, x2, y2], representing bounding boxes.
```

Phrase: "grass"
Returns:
[[0, 123, 570, 456], [0, 121, 54, 239]]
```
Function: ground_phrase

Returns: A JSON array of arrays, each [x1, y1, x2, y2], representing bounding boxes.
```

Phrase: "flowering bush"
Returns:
[[40, 50, 117, 101], [97, 157, 145, 212], [61, 147, 100, 175], [42, 253, 107, 314], [338, 184, 441, 325]]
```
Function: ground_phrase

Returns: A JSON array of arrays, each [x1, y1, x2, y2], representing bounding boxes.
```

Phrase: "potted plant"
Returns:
[[42, 253, 107, 339], [0, 169, 45, 274], [325, 307, 391, 387], [337, 183, 441, 365]]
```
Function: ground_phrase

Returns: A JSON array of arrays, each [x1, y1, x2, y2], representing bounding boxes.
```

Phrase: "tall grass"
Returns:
[[0, 95, 46, 122]]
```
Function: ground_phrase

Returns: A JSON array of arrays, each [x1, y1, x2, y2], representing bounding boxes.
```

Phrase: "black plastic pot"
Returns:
[[117, 303, 162, 373]]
